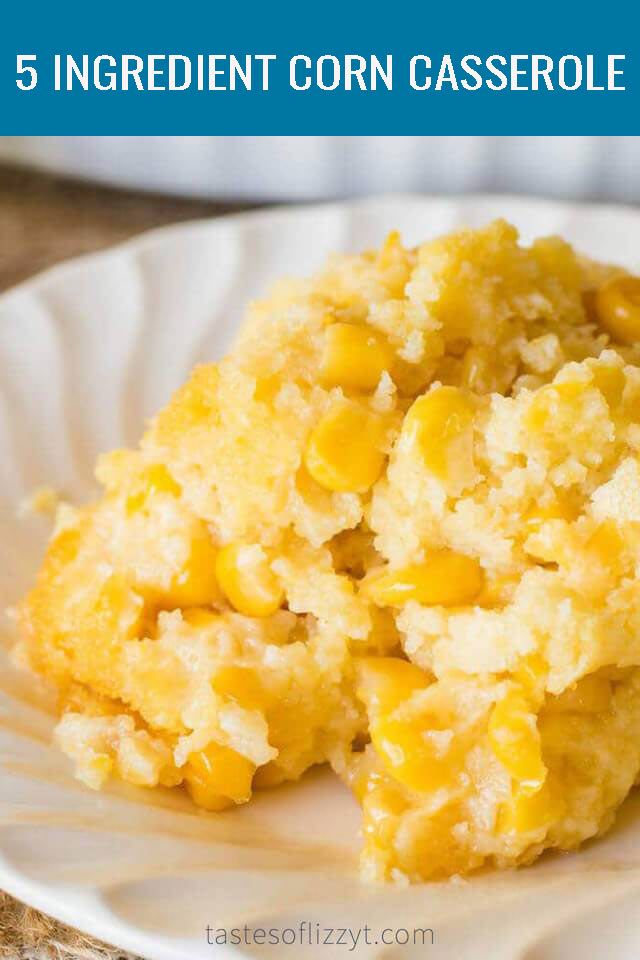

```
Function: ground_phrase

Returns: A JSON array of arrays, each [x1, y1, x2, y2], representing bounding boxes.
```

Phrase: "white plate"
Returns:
[[3, 195, 640, 960]]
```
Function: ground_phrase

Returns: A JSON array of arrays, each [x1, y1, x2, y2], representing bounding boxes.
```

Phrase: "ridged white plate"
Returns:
[[3, 196, 640, 960]]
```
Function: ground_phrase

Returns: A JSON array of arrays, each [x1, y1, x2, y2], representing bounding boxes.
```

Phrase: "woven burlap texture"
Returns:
[[0, 892, 139, 960]]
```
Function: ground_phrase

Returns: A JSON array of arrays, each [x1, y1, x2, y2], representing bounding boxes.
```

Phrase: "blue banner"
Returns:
[[1, 0, 637, 133]]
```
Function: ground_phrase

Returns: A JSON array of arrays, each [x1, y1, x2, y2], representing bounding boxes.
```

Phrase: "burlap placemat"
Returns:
[[0, 159, 259, 957], [0, 892, 136, 959]]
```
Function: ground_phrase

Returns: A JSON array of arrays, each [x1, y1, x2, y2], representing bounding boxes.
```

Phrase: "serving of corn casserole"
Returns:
[[14, 219, 640, 883]]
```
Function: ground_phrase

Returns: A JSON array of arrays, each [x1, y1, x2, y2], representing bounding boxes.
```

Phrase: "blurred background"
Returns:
[[1, 135, 639, 292], [2, 136, 640, 201]]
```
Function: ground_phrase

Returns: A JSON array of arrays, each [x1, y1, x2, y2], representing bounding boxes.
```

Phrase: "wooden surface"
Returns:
[[0, 162, 262, 958], [0, 163, 259, 292]]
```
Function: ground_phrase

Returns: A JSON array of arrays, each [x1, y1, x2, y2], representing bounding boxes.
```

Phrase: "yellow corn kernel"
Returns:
[[526, 380, 584, 432], [363, 551, 484, 608], [591, 364, 626, 409], [362, 781, 407, 819], [355, 657, 430, 716], [370, 717, 456, 793], [304, 402, 386, 493], [182, 607, 219, 628], [595, 276, 640, 345], [169, 531, 219, 608], [212, 665, 267, 711], [523, 495, 577, 534], [544, 673, 612, 714], [126, 464, 181, 514], [148, 465, 181, 495], [253, 374, 282, 404], [402, 386, 475, 480], [488, 691, 546, 793], [497, 781, 563, 834], [215, 543, 283, 618], [460, 345, 494, 392], [183, 742, 254, 811], [47, 527, 82, 568], [588, 520, 624, 564], [513, 654, 548, 701], [320, 322, 394, 392]]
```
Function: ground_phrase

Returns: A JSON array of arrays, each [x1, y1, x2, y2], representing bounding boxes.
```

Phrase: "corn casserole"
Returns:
[[15, 220, 640, 882]]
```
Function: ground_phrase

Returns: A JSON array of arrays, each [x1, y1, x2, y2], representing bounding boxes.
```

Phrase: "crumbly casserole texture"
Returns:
[[16, 221, 640, 882]]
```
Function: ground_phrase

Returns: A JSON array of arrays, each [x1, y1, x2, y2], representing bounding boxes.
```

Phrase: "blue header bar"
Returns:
[[1, 0, 637, 134]]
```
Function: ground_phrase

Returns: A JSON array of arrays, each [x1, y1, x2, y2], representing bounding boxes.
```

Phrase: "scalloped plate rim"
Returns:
[[3, 191, 640, 305]]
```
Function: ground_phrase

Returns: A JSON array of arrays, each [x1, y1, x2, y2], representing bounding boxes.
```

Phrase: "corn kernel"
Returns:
[[48, 527, 82, 568], [363, 551, 484, 608], [544, 673, 611, 714], [591, 364, 626, 409], [513, 654, 548, 701], [523, 495, 577, 534], [170, 531, 219, 608], [526, 380, 584, 432], [363, 780, 407, 818], [212, 665, 267, 711], [215, 543, 283, 618], [182, 607, 219, 628], [370, 718, 456, 793], [402, 386, 475, 480], [497, 781, 563, 834], [460, 345, 495, 392], [355, 657, 430, 716], [588, 520, 624, 564], [304, 402, 386, 493], [320, 322, 394, 392], [126, 464, 181, 514], [183, 742, 254, 811], [488, 691, 546, 793], [595, 276, 640, 345]]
